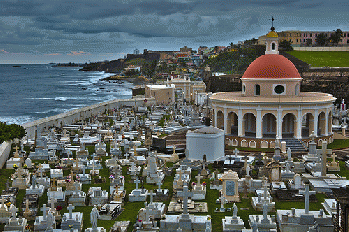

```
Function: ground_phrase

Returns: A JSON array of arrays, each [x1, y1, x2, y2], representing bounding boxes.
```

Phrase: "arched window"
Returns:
[[255, 84, 260, 96], [242, 84, 246, 94], [295, 84, 300, 95], [272, 43, 275, 50]]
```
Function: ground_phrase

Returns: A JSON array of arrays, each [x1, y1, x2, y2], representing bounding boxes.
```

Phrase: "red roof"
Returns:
[[242, 54, 301, 79]]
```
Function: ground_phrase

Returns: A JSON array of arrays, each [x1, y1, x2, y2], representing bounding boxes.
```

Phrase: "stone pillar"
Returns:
[[224, 108, 228, 135], [256, 109, 262, 139], [238, 109, 243, 137], [276, 109, 283, 139], [314, 109, 318, 136], [214, 109, 217, 128], [296, 109, 302, 139], [325, 108, 329, 136]]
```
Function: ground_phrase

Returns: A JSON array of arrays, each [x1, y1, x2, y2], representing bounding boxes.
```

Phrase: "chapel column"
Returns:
[[224, 107, 228, 134], [296, 109, 302, 139], [214, 108, 217, 128], [314, 109, 319, 136], [238, 109, 243, 137], [256, 109, 262, 138], [276, 109, 283, 139], [325, 108, 329, 136]]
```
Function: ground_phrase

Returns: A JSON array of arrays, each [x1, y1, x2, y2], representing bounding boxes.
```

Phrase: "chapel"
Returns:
[[210, 27, 336, 149]]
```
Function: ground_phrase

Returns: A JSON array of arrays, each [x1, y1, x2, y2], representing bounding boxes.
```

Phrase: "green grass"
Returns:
[[287, 51, 349, 67], [329, 161, 349, 179], [327, 139, 349, 149]]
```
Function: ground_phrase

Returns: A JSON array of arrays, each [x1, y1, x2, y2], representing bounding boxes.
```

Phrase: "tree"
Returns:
[[315, 33, 328, 46], [141, 60, 157, 78], [0, 122, 26, 143], [329, 29, 343, 46], [279, 39, 294, 51]]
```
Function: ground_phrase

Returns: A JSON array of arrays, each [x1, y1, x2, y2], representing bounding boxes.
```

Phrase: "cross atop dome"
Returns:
[[265, 18, 279, 55]]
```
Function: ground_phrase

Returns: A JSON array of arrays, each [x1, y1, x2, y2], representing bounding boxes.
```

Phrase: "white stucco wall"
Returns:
[[0, 141, 12, 169], [186, 129, 225, 161]]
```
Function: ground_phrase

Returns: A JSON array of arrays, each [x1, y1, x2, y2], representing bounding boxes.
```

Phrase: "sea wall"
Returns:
[[0, 141, 12, 169], [22, 97, 156, 139]]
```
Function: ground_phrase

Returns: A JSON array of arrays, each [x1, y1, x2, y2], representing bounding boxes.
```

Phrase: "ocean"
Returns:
[[0, 64, 133, 125]]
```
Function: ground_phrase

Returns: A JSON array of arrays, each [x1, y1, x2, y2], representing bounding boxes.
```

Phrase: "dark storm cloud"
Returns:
[[0, 0, 347, 63]]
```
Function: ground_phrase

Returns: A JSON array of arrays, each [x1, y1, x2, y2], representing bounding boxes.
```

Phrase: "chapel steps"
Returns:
[[282, 138, 308, 152]]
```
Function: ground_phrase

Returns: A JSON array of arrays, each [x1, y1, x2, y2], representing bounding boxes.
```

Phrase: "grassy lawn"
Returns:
[[328, 139, 349, 150], [287, 51, 349, 67], [329, 161, 349, 179]]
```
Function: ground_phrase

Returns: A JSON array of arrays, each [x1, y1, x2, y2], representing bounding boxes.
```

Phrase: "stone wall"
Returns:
[[294, 47, 349, 52], [0, 141, 12, 169], [22, 97, 156, 139]]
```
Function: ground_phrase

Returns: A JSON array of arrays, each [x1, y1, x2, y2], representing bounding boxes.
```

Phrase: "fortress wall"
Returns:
[[22, 97, 156, 139]]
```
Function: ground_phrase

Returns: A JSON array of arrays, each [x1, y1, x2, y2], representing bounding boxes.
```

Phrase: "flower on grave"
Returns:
[[23, 164, 27, 169], [192, 182, 196, 185], [25, 225, 31, 229], [109, 175, 114, 179], [65, 179, 71, 183], [69, 225, 73, 228], [202, 182, 206, 186], [6, 202, 11, 207], [219, 178, 222, 181], [13, 164, 18, 169], [56, 206, 62, 211], [138, 219, 142, 222]]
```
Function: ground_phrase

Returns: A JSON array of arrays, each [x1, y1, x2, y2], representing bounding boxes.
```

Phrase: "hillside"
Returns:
[[286, 51, 349, 67]]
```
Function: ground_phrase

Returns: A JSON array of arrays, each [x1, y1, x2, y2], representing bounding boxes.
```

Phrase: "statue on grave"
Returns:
[[90, 205, 99, 231], [233, 203, 238, 218]]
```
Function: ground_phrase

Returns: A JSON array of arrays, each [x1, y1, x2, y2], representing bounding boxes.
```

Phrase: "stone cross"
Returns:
[[48, 198, 57, 211], [68, 204, 75, 219], [196, 174, 202, 185], [38, 165, 43, 178], [220, 195, 225, 209], [261, 202, 269, 224], [32, 174, 37, 188], [134, 178, 140, 190], [263, 179, 268, 201], [331, 153, 337, 163], [41, 204, 48, 220], [177, 182, 192, 215], [157, 179, 162, 192], [82, 165, 86, 176], [144, 202, 150, 222], [149, 190, 156, 204], [233, 148, 239, 157], [125, 153, 129, 160]]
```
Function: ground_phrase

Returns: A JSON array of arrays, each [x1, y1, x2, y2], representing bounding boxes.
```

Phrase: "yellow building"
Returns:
[[168, 75, 206, 102], [145, 84, 175, 105]]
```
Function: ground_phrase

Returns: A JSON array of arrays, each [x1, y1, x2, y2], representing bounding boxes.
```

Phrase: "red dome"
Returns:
[[242, 54, 301, 79]]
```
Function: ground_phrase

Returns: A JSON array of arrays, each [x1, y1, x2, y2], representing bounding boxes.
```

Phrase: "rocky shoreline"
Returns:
[[101, 75, 151, 85]]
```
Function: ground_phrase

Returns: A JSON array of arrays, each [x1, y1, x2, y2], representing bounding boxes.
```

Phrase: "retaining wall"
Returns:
[[0, 141, 12, 169], [294, 47, 349, 51]]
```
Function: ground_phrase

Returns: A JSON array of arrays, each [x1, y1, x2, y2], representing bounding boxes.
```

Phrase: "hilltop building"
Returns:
[[258, 30, 349, 47], [210, 28, 336, 149]]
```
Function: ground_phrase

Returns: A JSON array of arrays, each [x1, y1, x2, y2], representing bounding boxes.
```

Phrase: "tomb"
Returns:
[[222, 204, 245, 232], [221, 170, 240, 202], [88, 187, 108, 206], [61, 204, 83, 232], [160, 183, 212, 232], [129, 178, 148, 202]]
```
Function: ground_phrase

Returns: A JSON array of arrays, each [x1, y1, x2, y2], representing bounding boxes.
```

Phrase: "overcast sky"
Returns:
[[0, 0, 348, 64]]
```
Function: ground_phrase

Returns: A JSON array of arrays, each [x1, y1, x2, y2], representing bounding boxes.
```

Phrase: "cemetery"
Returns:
[[1, 95, 349, 232]]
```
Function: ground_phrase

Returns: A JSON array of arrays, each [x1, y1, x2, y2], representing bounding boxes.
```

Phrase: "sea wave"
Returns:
[[55, 97, 68, 101], [0, 116, 37, 125]]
